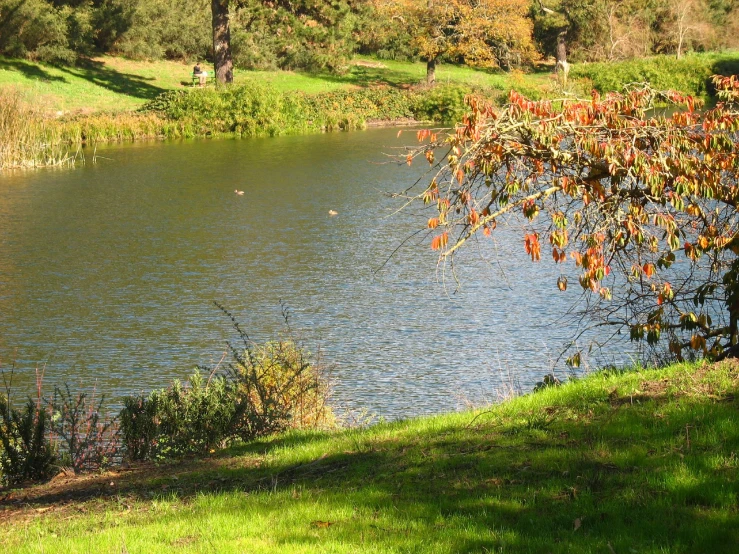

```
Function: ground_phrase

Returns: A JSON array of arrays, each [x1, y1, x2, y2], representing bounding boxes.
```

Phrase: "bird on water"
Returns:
[[235, 190, 244, 195]]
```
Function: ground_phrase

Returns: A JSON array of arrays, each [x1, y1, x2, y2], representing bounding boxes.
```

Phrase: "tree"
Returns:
[[211, 0, 234, 83], [372, 0, 536, 85], [402, 75, 739, 363], [231, 0, 358, 73], [667, 0, 712, 59]]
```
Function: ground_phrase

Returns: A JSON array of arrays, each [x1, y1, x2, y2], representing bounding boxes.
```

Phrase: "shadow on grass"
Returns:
[[0, 58, 67, 83], [311, 65, 422, 89], [54, 58, 166, 101], [3, 381, 738, 552]]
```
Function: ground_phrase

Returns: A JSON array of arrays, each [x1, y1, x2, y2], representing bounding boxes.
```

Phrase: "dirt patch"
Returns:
[[352, 60, 388, 69], [0, 457, 237, 522]]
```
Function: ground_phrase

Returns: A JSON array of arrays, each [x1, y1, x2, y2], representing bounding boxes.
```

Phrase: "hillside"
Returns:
[[0, 55, 549, 113], [1, 361, 737, 553]]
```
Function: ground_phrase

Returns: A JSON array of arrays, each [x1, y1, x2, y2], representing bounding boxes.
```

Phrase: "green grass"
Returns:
[[571, 51, 739, 101], [2, 52, 737, 116], [0, 55, 551, 113], [1, 361, 738, 552]]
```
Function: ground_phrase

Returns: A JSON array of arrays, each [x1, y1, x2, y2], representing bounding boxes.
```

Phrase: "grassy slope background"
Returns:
[[0, 56, 549, 113], [1, 52, 738, 116], [1, 361, 737, 553]]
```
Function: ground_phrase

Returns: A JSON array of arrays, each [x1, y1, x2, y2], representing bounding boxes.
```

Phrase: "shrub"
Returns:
[[118, 395, 159, 462], [227, 339, 334, 440], [0, 393, 57, 486], [570, 53, 739, 98], [411, 84, 475, 123], [141, 81, 496, 138], [132, 371, 239, 460], [48, 384, 119, 473], [119, 306, 334, 462]]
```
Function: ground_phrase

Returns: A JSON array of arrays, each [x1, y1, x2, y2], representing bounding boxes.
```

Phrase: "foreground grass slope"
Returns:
[[1, 361, 737, 553], [0, 55, 549, 113]]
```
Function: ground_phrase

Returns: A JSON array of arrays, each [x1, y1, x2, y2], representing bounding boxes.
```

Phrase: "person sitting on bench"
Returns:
[[192, 63, 207, 87]]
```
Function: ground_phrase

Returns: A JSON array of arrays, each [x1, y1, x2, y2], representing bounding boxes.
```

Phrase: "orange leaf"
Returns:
[[557, 276, 568, 291]]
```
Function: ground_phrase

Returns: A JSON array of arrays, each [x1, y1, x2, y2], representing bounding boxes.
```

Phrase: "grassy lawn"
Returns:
[[1, 361, 737, 553], [0, 55, 551, 113]]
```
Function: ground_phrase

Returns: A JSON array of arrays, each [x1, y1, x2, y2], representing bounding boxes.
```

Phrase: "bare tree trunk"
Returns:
[[426, 57, 437, 85], [554, 31, 570, 87], [211, 0, 233, 84]]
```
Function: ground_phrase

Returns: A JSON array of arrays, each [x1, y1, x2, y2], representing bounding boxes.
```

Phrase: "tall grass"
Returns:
[[53, 112, 175, 143], [0, 89, 77, 170]]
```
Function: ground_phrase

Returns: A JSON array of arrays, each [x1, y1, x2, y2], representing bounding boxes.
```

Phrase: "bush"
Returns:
[[49, 384, 119, 473], [0, 393, 57, 486], [118, 395, 158, 462], [141, 81, 498, 137], [140, 84, 418, 136], [411, 84, 476, 123], [227, 339, 334, 440], [570, 53, 739, 98], [119, 306, 334, 462], [121, 371, 239, 461]]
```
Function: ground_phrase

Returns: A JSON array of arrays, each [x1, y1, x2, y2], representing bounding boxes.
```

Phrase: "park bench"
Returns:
[[191, 72, 209, 86]]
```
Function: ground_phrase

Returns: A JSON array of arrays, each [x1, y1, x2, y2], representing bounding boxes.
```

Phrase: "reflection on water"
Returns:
[[0, 129, 635, 418]]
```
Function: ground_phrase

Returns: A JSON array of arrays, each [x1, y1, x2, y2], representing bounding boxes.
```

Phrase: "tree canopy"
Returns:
[[403, 75, 739, 363], [0, 0, 736, 69], [371, 0, 536, 83]]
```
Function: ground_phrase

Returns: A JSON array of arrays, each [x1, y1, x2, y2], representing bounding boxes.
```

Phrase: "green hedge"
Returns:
[[140, 82, 500, 137], [571, 53, 739, 98]]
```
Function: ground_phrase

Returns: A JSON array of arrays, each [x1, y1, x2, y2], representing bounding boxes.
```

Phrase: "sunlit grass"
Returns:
[[0, 55, 551, 113], [2, 361, 738, 552]]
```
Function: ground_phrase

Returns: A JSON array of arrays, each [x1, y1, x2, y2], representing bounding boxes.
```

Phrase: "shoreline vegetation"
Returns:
[[1, 51, 738, 170], [1, 360, 737, 552]]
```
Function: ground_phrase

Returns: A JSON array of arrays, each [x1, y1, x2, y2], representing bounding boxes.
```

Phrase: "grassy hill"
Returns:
[[1, 361, 737, 553], [0, 56, 550, 113]]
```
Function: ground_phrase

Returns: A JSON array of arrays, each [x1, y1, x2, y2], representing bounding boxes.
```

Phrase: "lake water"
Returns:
[[0, 128, 634, 418]]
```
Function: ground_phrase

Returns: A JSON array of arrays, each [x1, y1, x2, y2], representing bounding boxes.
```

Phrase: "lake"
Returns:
[[0, 128, 634, 418]]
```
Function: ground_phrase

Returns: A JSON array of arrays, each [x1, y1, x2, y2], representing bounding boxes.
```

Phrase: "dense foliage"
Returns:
[[533, 0, 739, 63], [0, 311, 334, 483], [0, 0, 735, 68], [370, 0, 537, 76], [404, 75, 739, 362], [0, 393, 57, 486], [139, 82, 500, 136], [120, 325, 334, 461], [570, 52, 739, 98]]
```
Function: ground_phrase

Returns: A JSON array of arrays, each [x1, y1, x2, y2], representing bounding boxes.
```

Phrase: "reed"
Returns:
[[54, 112, 174, 143], [0, 89, 78, 170]]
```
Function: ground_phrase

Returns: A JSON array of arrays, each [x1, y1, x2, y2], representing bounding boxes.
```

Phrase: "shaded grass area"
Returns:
[[0, 55, 549, 113], [1, 361, 738, 553]]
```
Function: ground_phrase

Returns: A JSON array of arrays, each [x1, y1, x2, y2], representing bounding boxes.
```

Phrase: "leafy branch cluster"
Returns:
[[403, 75, 739, 362]]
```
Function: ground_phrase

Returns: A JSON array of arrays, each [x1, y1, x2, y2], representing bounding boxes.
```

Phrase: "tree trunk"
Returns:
[[426, 57, 437, 86], [554, 31, 570, 87], [211, 0, 233, 84], [556, 31, 567, 65]]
